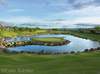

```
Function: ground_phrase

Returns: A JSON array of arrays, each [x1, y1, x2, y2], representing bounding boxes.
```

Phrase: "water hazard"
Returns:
[[5, 34, 100, 54]]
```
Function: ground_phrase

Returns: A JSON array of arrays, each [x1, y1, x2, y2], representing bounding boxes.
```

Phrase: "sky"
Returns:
[[0, 0, 100, 29]]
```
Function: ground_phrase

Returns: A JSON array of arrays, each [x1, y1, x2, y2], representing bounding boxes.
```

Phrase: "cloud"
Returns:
[[45, 2, 52, 5], [75, 23, 100, 27], [39, 0, 46, 5], [7, 9, 24, 12], [19, 23, 49, 27], [46, 19, 67, 21], [72, 2, 88, 9], [0, 21, 14, 26], [57, 6, 71, 11], [59, 0, 100, 11], [67, 0, 79, 4], [0, 0, 7, 5], [63, 25, 73, 28]]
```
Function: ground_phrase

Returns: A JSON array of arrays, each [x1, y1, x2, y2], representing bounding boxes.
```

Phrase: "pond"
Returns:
[[5, 34, 100, 54]]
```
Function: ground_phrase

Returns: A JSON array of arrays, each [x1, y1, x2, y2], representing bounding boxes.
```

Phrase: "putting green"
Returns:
[[31, 37, 65, 42]]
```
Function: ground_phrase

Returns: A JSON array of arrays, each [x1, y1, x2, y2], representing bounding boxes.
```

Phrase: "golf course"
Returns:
[[0, 29, 100, 74]]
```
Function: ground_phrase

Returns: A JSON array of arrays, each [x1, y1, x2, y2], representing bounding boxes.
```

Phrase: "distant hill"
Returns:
[[0, 24, 4, 27], [45, 28, 90, 30]]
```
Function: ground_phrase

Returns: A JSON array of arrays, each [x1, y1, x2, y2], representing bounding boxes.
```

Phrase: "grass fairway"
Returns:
[[31, 37, 65, 42], [0, 31, 36, 38], [0, 51, 100, 74], [70, 32, 100, 41]]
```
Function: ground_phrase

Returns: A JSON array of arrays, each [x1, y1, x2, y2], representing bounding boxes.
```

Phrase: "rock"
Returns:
[[50, 43, 53, 46], [10, 42, 15, 45], [63, 52, 68, 54], [27, 51, 32, 54], [84, 49, 89, 52], [70, 51, 75, 54], [32, 51, 37, 54], [2, 48, 11, 54], [46, 51, 52, 54], [0, 44, 5, 48], [66, 52, 68, 54], [97, 47, 100, 50], [63, 52, 66, 54], [20, 50, 27, 53], [11, 51, 19, 54], [57, 52, 62, 54], [54, 53, 57, 54], [44, 43, 48, 46], [89, 48, 94, 52], [38, 50, 44, 54]]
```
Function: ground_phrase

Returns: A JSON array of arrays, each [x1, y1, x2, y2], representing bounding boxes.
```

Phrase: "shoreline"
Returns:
[[0, 32, 100, 54]]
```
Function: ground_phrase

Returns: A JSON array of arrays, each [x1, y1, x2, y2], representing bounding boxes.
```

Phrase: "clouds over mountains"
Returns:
[[19, 23, 49, 27], [0, 21, 14, 26], [75, 23, 100, 27]]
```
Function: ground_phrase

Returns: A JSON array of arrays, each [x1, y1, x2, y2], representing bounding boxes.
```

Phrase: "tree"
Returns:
[[52, 28, 58, 31], [32, 28, 36, 32], [90, 30, 96, 34], [13, 26, 18, 31], [35, 27, 40, 30], [25, 27, 29, 31], [93, 25, 100, 31], [29, 28, 33, 32], [78, 29, 85, 33], [18, 27, 25, 31], [0, 26, 4, 31]]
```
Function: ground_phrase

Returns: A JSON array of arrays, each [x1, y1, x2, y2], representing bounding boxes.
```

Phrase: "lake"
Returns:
[[5, 34, 100, 54]]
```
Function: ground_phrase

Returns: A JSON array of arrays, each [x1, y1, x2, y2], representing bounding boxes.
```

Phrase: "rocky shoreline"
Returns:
[[0, 32, 100, 55], [0, 47, 100, 55], [2, 39, 70, 48]]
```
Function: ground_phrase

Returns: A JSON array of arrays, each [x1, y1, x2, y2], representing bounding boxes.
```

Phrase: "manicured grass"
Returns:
[[55, 30, 100, 41], [0, 51, 100, 74], [70, 32, 100, 41], [0, 31, 35, 38], [0, 30, 47, 38], [0, 30, 100, 74], [31, 37, 65, 42], [1, 30, 100, 41]]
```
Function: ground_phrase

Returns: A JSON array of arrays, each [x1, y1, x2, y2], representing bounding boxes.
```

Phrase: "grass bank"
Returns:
[[69, 32, 100, 41], [31, 37, 65, 42], [0, 51, 100, 74], [54, 30, 100, 41], [0, 30, 47, 38], [0, 30, 100, 74], [0, 30, 100, 41]]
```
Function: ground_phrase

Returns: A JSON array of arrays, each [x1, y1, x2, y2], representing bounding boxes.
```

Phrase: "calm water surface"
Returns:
[[5, 34, 100, 54]]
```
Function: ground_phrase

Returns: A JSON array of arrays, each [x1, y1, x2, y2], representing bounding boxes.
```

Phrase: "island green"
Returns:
[[31, 37, 65, 42]]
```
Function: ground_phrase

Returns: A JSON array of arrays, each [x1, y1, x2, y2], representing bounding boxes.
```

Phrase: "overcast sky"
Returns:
[[0, 0, 100, 28]]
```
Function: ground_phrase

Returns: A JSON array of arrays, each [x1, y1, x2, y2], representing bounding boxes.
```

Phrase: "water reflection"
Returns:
[[5, 34, 100, 54]]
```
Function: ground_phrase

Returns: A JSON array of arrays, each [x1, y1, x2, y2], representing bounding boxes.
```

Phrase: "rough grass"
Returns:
[[31, 37, 65, 42], [0, 51, 100, 74]]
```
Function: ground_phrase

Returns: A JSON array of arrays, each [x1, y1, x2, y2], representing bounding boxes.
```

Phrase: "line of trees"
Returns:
[[0, 23, 100, 34], [0, 25, 41, 32], [13, 26, 40, 32]]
